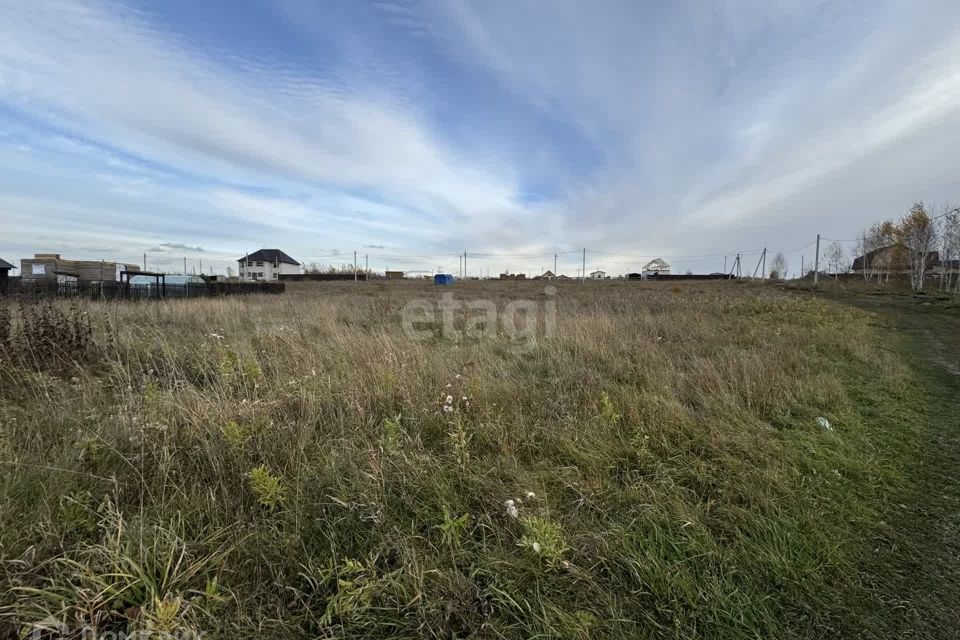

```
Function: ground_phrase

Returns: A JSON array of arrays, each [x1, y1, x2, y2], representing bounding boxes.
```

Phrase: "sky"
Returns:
[[1, 0, 959, 277]]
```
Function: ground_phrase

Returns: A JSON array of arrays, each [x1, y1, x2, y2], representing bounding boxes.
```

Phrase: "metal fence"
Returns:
[[0, 279, 285, 300]]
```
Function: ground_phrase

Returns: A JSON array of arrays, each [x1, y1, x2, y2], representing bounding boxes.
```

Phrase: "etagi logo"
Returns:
[[27, 616, 204, 640], [400, 286, 558, 352]]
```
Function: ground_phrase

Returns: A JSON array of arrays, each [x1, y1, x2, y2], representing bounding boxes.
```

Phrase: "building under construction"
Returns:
[[20, 254, 141, 283]]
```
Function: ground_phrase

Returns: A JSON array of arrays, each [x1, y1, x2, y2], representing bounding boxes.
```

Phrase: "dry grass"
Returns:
[[0, 280, 926, 638]]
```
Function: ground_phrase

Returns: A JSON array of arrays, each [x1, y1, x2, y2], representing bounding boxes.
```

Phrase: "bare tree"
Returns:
[[938, 206, 960, 293], [897, 202, 937, 292], [769, 252, 788, 280], [825, 242, 846, 279]]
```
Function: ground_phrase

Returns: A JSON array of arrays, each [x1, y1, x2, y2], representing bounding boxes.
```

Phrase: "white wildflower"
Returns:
[[816, 417, 833, 432], [505, 499, 519, 519], [443, 405, 454, 413], [455, 374, 462, 379], [525, 491, 536, 500], [532, 542, 542, 554], [445, 395, 454, 404]]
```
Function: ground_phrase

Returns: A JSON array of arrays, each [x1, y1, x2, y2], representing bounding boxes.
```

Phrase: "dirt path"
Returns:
[[842, 295, 960, 639]]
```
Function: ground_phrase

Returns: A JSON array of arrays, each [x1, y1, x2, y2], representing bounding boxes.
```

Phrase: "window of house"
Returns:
[[256, 261, 263, 267]]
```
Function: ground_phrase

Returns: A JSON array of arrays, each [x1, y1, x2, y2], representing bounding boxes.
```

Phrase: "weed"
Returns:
[[247, 465, 287, 508]]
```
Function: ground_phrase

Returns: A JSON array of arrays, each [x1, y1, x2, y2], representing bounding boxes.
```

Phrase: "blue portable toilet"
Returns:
[[434, 273, 455, 286]]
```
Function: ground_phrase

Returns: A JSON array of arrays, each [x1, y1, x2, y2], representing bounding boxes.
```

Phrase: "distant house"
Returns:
[[238, 249, 301, 281], [642, 258, 671, 277], [499, 273, 527, 280], [589, 270, 606, 279], [851, 244, 942, 275], [536, 270, 556, 280], [385, 270, 405, 280]]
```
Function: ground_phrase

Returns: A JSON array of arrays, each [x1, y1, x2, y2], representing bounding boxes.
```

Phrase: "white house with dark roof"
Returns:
[[238, 249, 301, 281]]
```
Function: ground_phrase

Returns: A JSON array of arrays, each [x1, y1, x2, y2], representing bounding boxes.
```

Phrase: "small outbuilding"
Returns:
[[589, 270, 606, 279], [434, 273, 455, 286], [0, 257, 13, 291]]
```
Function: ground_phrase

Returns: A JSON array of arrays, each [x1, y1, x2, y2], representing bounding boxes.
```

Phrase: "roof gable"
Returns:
[[643, 258, 670, 271], [237, 249, 300, 266], [0, 258, 14, 270]]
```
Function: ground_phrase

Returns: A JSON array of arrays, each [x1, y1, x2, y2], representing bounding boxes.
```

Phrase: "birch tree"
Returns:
[[825, 242, 846, 279], [938, 207, 960, 293], [897, 203, 937, 292]]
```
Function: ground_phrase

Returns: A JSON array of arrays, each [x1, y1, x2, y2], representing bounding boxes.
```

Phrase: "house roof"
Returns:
[[0, 258, 14, 270], [237, 249, 300, 266], [852, 244, 940, 271], [643, 258, 670, 271]]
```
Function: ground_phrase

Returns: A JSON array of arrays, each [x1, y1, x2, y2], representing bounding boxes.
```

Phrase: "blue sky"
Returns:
[[1, 0, 959, 276]]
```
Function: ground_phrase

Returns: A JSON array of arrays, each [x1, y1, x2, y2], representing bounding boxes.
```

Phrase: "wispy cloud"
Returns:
[[0, 0, 958, 276]]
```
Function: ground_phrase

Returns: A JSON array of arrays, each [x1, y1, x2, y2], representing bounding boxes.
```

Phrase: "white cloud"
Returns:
[[0, 0, 959, 278]]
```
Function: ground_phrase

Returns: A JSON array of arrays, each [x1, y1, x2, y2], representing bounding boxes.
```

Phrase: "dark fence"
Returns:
[[627, 273, 735, 281], [0, 280, 285, 301], [280, 273, 368, 282]]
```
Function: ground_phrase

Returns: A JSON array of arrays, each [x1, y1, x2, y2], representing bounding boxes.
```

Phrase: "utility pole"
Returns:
[[582, 248, 586, 283], [752, 251, 765, 279], [354, 250, 358, 283], [724, 256, 727, 274], [814, 234, 821, 286], [762, 248, 767, 280], [464, 251, 467, 279], [365, 254, 368, 278], [554, 253, 558, 275], [143, 253, 146, 271], [183, 257, 187, 274], [199, 259, 203, 275], [801, 256, 805, 279]]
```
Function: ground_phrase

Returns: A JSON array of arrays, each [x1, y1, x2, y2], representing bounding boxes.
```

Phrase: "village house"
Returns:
[[238, 249, 301, 281]]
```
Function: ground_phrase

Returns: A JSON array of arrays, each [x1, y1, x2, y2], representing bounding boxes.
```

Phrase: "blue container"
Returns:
[[434, 273, 455, 286]]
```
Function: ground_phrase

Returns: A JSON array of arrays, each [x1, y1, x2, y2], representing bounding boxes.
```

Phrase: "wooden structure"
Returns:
[[20, 254, 139, 283]]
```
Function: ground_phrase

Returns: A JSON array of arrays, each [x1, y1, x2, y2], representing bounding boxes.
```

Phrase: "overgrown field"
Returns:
[[0, 281, 929, 638]]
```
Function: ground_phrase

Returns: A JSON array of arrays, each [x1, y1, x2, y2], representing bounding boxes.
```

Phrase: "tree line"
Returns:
[[856, 202, 960, 292], [766, 202, 959, 292]]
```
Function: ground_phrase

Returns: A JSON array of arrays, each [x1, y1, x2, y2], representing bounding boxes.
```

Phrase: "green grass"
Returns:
[[0, 281, 942, 638]]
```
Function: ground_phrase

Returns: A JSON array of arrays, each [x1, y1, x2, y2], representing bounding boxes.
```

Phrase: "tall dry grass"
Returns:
[[0, 281, 924, 638]]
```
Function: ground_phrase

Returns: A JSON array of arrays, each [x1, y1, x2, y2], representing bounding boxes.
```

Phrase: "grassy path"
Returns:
[[841, 295, 960, 639]]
